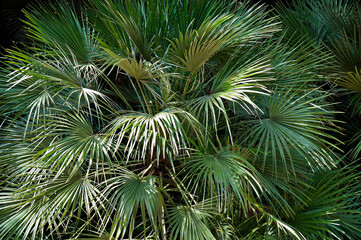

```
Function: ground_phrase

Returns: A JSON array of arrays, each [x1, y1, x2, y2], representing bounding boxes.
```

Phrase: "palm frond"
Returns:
[[189, 48, 271, 140], [285, 167, 361, 239], [104, 48, 163, 82], [34, 111, 116, 177], [90, 0, 153, 59], [265, 33, 333, 89], [275, 0, 358, 45], [169, 15, 232, 72], [2, 48, 115, 125], [167, 200, 216, 240], [337, 67, 361, 91], [0, 169, 103, 240], [100, 169, 163, 240], [170, 2, 278, 73], [106, 108, 203, 167], [244, 89, 341, 173], [329, 29, 361, 74], [182, 149, 263, 214], [25, 1, 99, 64]]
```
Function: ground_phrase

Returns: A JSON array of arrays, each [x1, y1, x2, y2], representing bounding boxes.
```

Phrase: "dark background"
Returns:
[[0, 0, 80, 50], [1, 0, 31, 49]]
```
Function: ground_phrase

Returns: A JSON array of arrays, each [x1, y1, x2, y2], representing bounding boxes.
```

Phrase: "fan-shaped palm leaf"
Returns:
[[169, 3, 278, 73], [182, 149, 263, 214], [167, 200, 216, 240], [2, 48, 115, 124], [100, 168, 163, 240], [245, 89, 341, 173], [329, 29, 361, 74], [25, 2, 99, 64], [34, 111, 116, 177], [106, 108, 203, 167], [190, 48, 270, 139], [0, 169, 103, 240]]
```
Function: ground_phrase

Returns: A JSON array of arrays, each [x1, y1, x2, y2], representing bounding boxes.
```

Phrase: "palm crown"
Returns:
[[1, 0, 361, 239]]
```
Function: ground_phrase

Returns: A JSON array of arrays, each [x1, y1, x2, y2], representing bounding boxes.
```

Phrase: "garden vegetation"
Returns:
[[1, 0, 361, 239]]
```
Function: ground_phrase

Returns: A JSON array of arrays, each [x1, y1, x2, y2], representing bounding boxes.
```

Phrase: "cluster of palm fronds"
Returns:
[[1, 0, 361, 239]]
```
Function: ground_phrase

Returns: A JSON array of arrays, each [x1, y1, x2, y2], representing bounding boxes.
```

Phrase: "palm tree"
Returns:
[[0, 0, 360, 239]]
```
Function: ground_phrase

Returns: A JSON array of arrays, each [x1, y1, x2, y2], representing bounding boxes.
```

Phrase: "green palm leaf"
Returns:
[[2, 49, 114, 122], [0, 169, 103, 240], [190, 48, 270, 139], [182, 149, 262, 214], [286, 167, 361, 239], [33, 111, 116, 177], [167, 201, 216, 240], [25, 2, 100, 64], [100, 169, 163, 240], [106, 108, 203, 166], [169, 3, 278, 73], [245, 89, 341, 173], [90, 0, 153, 59], [329, 29, 361, 74]]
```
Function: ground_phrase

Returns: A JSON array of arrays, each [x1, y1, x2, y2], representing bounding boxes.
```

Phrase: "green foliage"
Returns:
[[0, 0, 361, 239]]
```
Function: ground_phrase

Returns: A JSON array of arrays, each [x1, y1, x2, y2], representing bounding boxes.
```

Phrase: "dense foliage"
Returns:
[[1, 0, 361, 239]]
